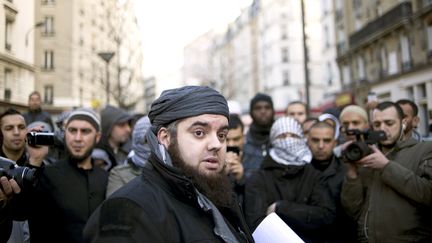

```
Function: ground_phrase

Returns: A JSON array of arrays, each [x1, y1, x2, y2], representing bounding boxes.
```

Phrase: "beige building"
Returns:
[[35, 0, 144, 111], [336, 0, 432, 136], [184, 0, 339, 112], [0, 0, 37, 105]]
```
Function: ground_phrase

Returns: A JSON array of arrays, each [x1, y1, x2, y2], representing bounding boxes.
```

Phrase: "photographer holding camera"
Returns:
[[341, 101, 432, 242], [0, 108, 48, 243]]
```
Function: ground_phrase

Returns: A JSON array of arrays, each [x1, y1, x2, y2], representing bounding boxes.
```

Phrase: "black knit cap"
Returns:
[[66, 108, 101, 131], [249, 93, 274, 113]]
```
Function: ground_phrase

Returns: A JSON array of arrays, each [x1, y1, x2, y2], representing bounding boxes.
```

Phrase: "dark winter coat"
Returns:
[[311, 156, 356, 243], [84, 153, 254, 243], [341, 138, 432, 243], [244, 155, 336, 242], [27, 159, 108, 243], [241, 129, 271, 179]]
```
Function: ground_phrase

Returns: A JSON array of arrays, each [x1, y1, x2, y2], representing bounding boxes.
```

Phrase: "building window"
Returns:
[[326, 62, 333, 85], [388, 51, 398, 75], [400, 34, 412, 71], [426, 22, 432, 53], [406, 86, 414, 99], [419, 83, 427, 98], [283, 70, 290, 85], [357, 55, 366, 81], [281, 48, 289, 63], [44, 16, 54, 35], [324, 25, 330, 47], [42, 0, 55, 5], [354, 16, 362, 31], [43, 50, 54, 70], [380, 47, 387, 76], [342, 65, 351, 85], [5, 20, 13, 51], [4, 69, 12, 101], [281, 24, 288, 40], [44, 85, 54, 104]]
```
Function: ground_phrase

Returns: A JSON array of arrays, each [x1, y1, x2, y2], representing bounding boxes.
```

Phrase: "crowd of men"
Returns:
[[0, 88, 431, 243]]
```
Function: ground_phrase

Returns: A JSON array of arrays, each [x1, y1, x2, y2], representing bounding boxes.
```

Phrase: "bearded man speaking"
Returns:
[[84, 86, 253, 243]]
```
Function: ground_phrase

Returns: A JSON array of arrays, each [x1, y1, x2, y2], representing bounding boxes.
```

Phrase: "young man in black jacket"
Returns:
[[84, 86, 253, 243], [27, 108, 108, 243]]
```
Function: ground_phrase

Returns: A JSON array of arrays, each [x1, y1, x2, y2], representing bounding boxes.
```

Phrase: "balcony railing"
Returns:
[[349, 2, 412, 48]]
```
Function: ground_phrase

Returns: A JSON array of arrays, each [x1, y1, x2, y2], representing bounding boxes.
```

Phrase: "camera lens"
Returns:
[[12, 166, 37, 188], [344, 142, 371, 162]]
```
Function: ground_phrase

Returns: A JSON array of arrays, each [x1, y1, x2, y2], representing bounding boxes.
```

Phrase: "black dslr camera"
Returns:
[[342, 129, 387, 162], [0, 157, 37, 188], [27, 132, 55, 146]]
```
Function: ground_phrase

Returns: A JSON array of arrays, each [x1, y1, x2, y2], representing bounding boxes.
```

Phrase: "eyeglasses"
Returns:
[[275, 132, 301, 140]]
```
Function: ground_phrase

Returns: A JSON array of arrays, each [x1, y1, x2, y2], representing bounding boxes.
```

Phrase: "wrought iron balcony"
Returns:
[[349, 2, 412, 48]]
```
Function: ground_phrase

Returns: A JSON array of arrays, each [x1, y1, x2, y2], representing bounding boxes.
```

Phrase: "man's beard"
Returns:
[[167, 138, 234, 208], [67, 140, 96, 164]]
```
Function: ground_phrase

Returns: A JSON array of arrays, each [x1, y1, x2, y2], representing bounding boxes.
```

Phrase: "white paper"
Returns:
[[252, 213, 304, 243]]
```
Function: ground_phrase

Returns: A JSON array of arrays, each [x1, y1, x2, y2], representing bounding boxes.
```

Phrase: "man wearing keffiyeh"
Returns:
[[244, 116, 336, 242], [84, 86, 253, 243]]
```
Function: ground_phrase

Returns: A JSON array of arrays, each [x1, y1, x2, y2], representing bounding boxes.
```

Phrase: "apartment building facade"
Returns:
[[184, 0, 341, 113], [336, 0, 432, 136], [0, 0, 37, 106], [35, 0, 144, 111]]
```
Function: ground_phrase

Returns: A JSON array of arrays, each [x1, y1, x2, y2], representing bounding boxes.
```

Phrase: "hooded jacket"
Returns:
[[96, 105, 131, 169], [341, 138, 432, 243]]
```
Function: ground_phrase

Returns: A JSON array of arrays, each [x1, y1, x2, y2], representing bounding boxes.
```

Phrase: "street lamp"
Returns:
[[98, 52, 115, 104], [25, 21, 45, 46]]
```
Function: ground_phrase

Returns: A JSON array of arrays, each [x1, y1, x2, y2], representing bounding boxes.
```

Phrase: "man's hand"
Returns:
[[0, 176, 21, 208], [266, 202, 277, 215], [26, 126, 49, 167], [224, 152, 244, 181], [357, 145, 390, 170], [26, 145, 49, 167]]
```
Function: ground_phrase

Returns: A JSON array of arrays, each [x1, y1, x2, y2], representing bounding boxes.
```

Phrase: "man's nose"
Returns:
[[208, 134, 223, 150], [12, 127, 20, 134]]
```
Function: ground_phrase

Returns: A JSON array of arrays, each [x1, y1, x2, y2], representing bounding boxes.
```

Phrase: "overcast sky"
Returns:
[[134, 0, 252, 92]]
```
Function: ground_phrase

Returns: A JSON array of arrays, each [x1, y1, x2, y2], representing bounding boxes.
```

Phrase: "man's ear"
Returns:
[[95, 132, 102, 144], [157, 127, 170, 148], [401, 118, 408, 130], [412, 116, 420, 127]]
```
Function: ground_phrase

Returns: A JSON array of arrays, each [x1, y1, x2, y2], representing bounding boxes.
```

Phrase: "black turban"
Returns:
[[148, 86, 229, 133]]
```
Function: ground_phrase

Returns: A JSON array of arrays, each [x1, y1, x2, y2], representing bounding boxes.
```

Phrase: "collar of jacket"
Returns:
[[147, 153, 198, 203], [313, 155, 345, 177], [381, 137, 418, 159], [261, 155, 306, 177]]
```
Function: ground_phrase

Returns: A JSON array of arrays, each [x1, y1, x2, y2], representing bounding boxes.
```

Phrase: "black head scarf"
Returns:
[[148, 86, 229, 133]]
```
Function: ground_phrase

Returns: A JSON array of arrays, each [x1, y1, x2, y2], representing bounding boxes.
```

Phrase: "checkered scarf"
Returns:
[[269, 117, 312, 166]]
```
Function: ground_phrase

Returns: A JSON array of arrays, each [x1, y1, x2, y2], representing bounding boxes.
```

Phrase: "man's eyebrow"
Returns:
[[189, 121, 210, 128], [220, 125, 229, 131], [189, 122, 229, 131]]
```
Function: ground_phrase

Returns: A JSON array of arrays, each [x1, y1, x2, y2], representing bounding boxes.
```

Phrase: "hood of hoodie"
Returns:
[[100, 105, 131, 138]]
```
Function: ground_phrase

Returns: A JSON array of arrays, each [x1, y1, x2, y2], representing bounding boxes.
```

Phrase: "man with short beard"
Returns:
[[341, 101, 432, 242], [84, 86, 253, 243], [26, 108, 108, 243]]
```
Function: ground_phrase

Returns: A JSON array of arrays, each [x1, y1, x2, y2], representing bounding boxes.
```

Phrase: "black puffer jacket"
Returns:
[[84, 153, 254, 243], [244, 155, 336, 243]]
